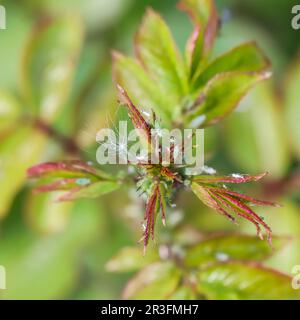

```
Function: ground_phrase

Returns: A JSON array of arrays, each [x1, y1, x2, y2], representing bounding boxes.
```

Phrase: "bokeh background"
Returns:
[[0, 0, 300, 299]]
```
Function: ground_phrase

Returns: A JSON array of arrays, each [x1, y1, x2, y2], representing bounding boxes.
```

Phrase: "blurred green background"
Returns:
[[0, 0, 300, 299]]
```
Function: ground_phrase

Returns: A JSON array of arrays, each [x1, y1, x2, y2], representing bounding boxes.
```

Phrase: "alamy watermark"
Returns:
[[292, 5, 300, 30], [0, 265, 6, 290], [0, 5, 6, 30], [96, 121, 204, 175]]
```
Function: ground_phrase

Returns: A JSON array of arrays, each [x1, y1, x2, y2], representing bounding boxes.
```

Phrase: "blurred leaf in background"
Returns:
[[0, 0, 300, 301]]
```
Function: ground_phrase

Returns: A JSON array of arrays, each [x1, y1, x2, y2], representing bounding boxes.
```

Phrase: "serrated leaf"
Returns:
[[192, 42, 270, 92], [58, 180, 120, 201], [106, 247, 159, 273], [116, 85, 152, 149], [135, 9, 188, 109], [0, 90, 21, 132], [193, 172, 267, 184], [190, 182, 276, 242], [179, 0, 218, 78], [28, 161, 118, 202], [191, 182, 237, 224], [179, 0, 213, 25], [284, 55, 300, 161], [185, 234, 289, 268], [197, 262, 300, 300], [122, 262, 182, 299], [186, 71, 271, 128], [28, 160, 109, 180], [112, 52, 171, 126], [21, 17, 83, 122]]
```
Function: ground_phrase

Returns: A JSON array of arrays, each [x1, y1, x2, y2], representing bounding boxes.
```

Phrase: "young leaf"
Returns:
[[122, 262, 182, 299], [28, 161, 118, 202], [21, 17, 83, 122], [58, 181, 120, 201], [116, 85, 152, 147], [112, 52, 172, 126], [197, 262, 300, 300], [135, 9, 188, 106], [192, 172, 267, 184], [192, 42, 270, 91], [190, 180, 277, 243], [191, 182, 237, 224], [186, 71, 271, 127], [185, 234, 289, 268], [178, 0, 219, 78], [27, 160, 109, 180]]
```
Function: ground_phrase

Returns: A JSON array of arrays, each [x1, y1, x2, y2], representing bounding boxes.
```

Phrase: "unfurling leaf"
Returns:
[[116, 85, 152, 148], [58, 181, 120, 201], [27, 160, 119, 201], [190, 173, 280, 244], [178, 0, 219, 78], [112, 51, 171, 126], [192, 172, 268, 184]]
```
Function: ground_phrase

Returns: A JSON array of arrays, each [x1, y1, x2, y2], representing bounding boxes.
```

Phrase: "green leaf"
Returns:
[[0, 90, 20, 132], [21, 17, 83, 122], [106, 247, 159, 273], [185, 234, 289, 268], [135, 9, 188, 110], [186, 71, 271, 128], [197, 262, 300, 300], [284, 56, 300, 161], [179, 0, 213, 25], [122, 262, 182, 299], [59, 180, 120, 201], [0, 126, 45, 218], [113, 52, 171, 126], [179, 0, 218, 78], [223, 83, 290, 178], [28, 160, 109, 181], [192, 42, 270, 92]]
